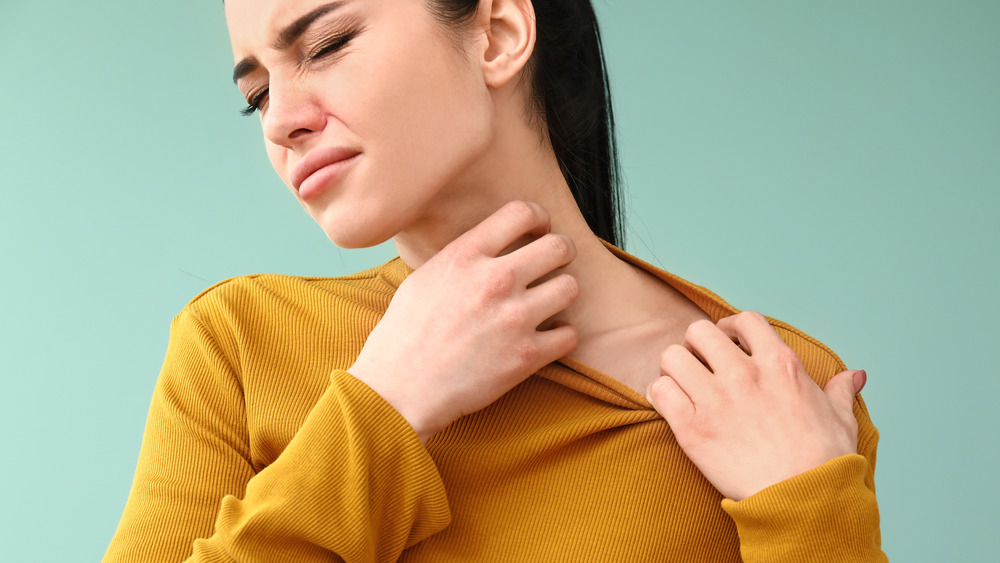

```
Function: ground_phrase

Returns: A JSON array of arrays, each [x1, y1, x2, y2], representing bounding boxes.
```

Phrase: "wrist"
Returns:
[[347, 363, 446, 443]]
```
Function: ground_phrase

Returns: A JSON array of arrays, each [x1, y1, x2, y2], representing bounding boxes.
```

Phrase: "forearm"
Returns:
[[187, 370, 451, 562]]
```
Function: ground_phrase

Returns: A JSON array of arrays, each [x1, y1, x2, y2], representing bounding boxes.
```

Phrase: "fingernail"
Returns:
[[853, 369, 868, 392]]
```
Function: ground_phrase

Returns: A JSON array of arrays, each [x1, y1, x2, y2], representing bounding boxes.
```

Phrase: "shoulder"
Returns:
[[169, 259, 406, 356], [180, 259, 403, 322], [159, 259, 407, 390]]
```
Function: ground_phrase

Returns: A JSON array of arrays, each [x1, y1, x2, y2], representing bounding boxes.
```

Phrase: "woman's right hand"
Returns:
[[348, 201, 580, 442]]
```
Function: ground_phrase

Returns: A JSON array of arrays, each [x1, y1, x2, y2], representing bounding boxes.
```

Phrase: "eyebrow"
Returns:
[[232, 58, 259, 85], [232, 1, 347, 85]]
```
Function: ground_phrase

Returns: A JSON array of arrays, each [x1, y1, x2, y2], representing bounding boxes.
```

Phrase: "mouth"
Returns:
[[290, 146, 362, 200]]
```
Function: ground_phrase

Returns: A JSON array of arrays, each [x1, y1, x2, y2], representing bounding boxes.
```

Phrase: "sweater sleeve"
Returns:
[[720, 399, 887, 562], [103, 309, 451, 563]]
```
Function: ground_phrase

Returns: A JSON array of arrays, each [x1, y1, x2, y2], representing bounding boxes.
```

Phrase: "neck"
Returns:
[[388, 91, 682, 344], [390, 142, 656, 341], [390, 126, 582, 267]]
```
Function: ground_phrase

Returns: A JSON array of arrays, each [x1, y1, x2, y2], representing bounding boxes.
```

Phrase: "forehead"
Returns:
[[225, 0, 354, 59]]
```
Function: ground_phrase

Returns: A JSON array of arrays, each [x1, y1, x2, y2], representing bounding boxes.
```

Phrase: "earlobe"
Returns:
[[480, 0, 536, 89]]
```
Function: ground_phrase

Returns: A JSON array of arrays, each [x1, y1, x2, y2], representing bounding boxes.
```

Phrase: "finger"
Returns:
[[715, 311, 785, 356], [502, 233, 577, 286], [461, 201, 551, 257], [522, 273, 580, 324], [646, 375, 695, 424], [659, 344, 713, 401], [533, 322, 579, 363], [824, 369, 861, 413], [683, 319, 747, 374]]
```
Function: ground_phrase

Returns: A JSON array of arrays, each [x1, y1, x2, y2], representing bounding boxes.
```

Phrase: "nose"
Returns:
[[260, 78, 326, 148]]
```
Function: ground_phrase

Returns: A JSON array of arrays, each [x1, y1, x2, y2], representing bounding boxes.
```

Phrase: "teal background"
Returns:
[[1, 0, 996, 560]]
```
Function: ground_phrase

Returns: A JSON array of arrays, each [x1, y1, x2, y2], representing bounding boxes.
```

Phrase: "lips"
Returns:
[[290, 146, 362, 199]]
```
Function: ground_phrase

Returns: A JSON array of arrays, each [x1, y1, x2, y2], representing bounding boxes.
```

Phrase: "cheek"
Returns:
[[362, 44, 491, 175]]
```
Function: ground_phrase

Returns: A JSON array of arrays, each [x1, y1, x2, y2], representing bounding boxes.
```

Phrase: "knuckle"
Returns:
[[546, 322, 579, 354], [441, 237, 479, 263], [543, 233, 570, 258], [514, 340, 540, 368], [557, 274, 580, 301], [687, 319, 715, 337], [660, 344, 686, 367], [480, 266, 517, 299], [693, 421, 719, 442], [767, 346, 801, 368], [502, 200, 540, 228], [775, 346, 800, 364], [545, 233, 576, 261], [739, 310, 767, 324], [497, 302, 528, 331], [648, 377, 674, 403], [561, 324, 580, 350]]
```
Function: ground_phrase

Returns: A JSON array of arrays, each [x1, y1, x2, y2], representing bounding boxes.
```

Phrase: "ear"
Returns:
[[477, 0, 536, 89]]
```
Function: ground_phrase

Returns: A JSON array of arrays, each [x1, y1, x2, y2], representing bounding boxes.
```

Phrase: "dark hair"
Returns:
[[427, 0, 625, 246]]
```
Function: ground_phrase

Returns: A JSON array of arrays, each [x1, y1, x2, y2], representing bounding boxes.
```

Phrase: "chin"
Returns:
[[323, 228, 394, 250], [311, 207, 398, 250]]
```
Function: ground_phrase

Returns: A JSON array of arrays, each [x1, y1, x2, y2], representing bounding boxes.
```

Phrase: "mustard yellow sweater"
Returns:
[[105, 246, 885, 562]]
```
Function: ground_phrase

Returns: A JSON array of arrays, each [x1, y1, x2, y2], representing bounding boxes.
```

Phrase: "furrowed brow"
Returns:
[[231, 1, 346, 86], [273, 1, 346, 51], [232, 57, 260, 85]]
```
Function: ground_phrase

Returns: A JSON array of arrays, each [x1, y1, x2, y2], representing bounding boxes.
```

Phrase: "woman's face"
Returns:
[[226, 0, 494, 248]]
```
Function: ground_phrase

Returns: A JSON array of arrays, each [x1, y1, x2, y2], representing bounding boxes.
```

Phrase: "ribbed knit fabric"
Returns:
[[104, 245, 886, 562]]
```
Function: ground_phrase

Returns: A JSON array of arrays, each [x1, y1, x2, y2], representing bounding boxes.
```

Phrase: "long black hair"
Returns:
[[427, 0, 625, 247]]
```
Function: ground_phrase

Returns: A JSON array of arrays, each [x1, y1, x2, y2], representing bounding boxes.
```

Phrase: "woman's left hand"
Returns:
[[646, 311, 866, 501]]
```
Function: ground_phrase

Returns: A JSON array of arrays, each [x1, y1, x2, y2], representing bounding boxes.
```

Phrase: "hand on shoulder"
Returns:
[[646, 311, 866, 501]]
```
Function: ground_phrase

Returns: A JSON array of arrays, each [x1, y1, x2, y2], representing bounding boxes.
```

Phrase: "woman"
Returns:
[[106, 0, 886, 560]]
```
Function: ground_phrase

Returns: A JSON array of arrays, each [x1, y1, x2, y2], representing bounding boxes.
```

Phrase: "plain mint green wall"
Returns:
[[1, 0, 997, 560]]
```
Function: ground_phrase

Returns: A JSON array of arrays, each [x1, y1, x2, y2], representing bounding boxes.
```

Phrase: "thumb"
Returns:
[[823, 369, 866, 412]]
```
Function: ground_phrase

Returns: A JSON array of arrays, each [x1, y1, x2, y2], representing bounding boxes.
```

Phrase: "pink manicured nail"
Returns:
[[853, 369, 868, 393]]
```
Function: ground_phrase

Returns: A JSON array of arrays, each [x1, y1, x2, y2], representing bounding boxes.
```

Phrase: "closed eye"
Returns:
[[305, 28, 358, 62], [238, 26, 360, 117], [240, 88, 269, 117]]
